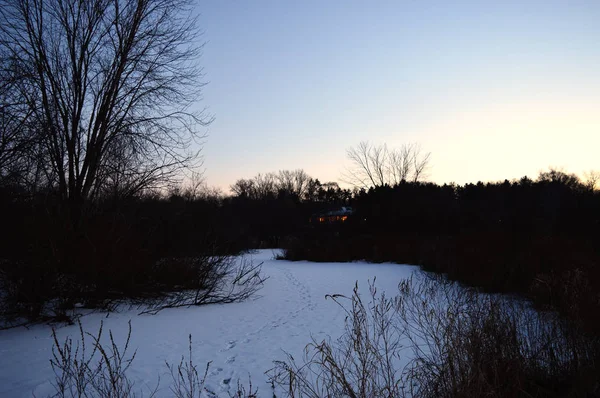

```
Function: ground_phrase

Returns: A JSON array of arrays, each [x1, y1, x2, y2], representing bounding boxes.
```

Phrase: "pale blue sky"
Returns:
[[194, 0, 600, 191]]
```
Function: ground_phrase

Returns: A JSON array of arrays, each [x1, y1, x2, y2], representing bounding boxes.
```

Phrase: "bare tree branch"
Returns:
[[0, 0, 210, 213], [583, 170, 600, 191], [342, 141, 431, 188]]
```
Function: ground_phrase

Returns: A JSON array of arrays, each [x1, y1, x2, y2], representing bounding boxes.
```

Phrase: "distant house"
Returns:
[[311, 206, 353, 224]]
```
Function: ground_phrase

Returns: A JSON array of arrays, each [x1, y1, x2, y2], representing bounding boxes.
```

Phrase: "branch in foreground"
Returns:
[[140, 255, 267, 315]]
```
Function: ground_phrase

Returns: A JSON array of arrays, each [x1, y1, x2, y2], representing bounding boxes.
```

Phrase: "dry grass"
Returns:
[[48, 322, 258, 398], [269, 273, 599, 397]]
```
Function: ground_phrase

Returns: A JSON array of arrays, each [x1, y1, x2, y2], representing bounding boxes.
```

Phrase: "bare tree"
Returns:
[[538, 168, 582, 189], [387, 144, 412, 185], [230, 178, 255, 198], [343, 141, 431, 188], [230, 173, 277, 200], [410, 143, 431, 182], [0, 94, 22, 177], [275, 170, 295, 195], [0, 0, 210, 217], [232, 169, 313, 200], [253, 172, 277, 199], [0, 54, 39, 185], [275, 169, 310, 198], [343, 141, 388, 188], [293, 169, 310, 197], [174, 170, 206, 201], [583, 170, 600, 191], [168, 173, 222, 203], [196, 185, 224, 202], [0, 82, 50, 192]]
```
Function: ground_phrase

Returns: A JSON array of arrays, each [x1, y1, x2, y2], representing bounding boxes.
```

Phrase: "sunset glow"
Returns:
[[196, 0, 599, 191]]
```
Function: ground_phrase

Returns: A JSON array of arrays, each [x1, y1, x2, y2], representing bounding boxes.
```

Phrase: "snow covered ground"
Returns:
[[0, 250, 419, 397]]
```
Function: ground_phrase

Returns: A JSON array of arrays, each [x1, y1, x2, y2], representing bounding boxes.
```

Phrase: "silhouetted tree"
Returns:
[[584, 170, 600, 191], [230, 178, 255, 198], [0, 0, 210, 218], [276, 169, 310, 198], [537, 168, 583, 190], [231, 170, 312, 201], [253, 173, 277, 199], [343, 141, 431, 188]]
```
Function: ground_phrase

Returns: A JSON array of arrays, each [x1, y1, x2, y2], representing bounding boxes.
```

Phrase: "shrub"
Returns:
[[269, 280, 404, 397], [269, 274, 600, 397], [0, 198, 266, 326]]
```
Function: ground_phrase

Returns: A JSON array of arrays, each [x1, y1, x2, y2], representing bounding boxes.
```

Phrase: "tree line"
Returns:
[[281, 168, 600, 339]]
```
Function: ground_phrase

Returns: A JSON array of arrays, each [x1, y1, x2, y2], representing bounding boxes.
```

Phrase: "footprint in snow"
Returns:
[[209, 367, 223, 376], [220, 340, 236, 352], [226, 355, 236, 364]]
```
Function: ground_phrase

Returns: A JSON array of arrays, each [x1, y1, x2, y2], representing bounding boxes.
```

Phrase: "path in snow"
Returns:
[[0, 250, 419, 397]]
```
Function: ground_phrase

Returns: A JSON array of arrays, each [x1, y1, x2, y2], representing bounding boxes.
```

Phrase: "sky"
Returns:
[[192, 0, 600, 192]]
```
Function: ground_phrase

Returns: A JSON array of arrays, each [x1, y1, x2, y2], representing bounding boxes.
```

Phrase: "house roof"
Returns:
[[315, 206, 353, 217]]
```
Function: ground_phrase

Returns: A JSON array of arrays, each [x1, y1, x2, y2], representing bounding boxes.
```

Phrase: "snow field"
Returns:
[[0, 250, 419, 397]]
